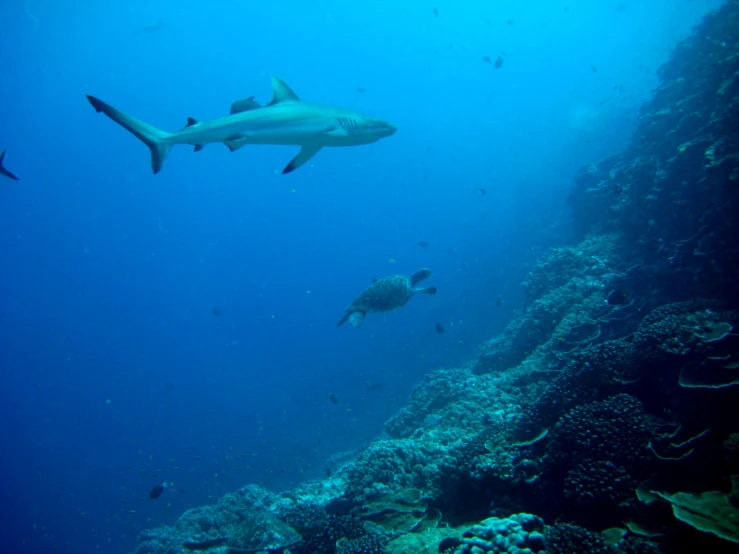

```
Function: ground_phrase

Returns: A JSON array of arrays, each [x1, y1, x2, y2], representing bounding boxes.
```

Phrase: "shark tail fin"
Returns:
[[86, 95, 173, 174], [0, 149, 19, 180]]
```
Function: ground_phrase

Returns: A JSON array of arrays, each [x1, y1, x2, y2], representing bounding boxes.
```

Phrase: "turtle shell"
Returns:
[[346, 274, 413, 314]]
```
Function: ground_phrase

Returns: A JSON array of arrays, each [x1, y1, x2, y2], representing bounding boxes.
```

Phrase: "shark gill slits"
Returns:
[[337, 117, 358, 131]]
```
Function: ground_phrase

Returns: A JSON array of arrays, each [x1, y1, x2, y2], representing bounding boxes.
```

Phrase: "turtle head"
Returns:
[[349, 311, 366, 328], [410, 268, 432, 288]]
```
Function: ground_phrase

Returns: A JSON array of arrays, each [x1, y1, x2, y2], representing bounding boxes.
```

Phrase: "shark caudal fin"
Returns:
[[0, 149, 19, 180], [86, 95, 173, 174]]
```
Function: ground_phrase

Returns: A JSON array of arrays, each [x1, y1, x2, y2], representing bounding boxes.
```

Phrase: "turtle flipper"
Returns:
[[413, 286, 437, 295], [349, 312, 366, 327], [410, 268, 431, 288]]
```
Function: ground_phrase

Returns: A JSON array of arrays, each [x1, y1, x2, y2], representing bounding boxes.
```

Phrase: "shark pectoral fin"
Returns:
[[324, 126, 350, 138], [224, 139, 249, 152], [282, 145, 322, 174], [267, 77, 300, 106], [230, 96, 262, 114]]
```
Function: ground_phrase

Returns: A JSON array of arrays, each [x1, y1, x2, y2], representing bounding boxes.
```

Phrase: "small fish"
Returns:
[[607, 289, 630, 305], [479, 188, 488, 195], [149, 482, 168, 499], [417, 241, 430, 248], [433, 6, 439, 17], [328, 392, 339, 405], [482, 56, 492, 64], [494, 55, 504, 69], [613, 184, 623, 194], [211, 308, 223, 316], [435, 322, 445, 334], [591, 65, 598, 73], [507, 19, 515, 26], [496, 296, 503, 307], [356, 87, 366, 93]]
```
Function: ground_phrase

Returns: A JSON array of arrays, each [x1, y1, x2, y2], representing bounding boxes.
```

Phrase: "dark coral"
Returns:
[[543, 523, 611, 554], [563, 460, 636, 509], [335, 533, 388, 554], [548, 394, 657, 467], [282, 506, 365, 554]]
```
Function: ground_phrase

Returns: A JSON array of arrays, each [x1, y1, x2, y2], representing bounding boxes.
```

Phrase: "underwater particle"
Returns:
[[494, 55, 504, 68], [356, 87, 366, 93], [329, 392, 339, 405], [435, 322, 445, 334], [433, 6, 438, 17], [507, 19, 515, 26], [483, 55, 492, 64], [592, 65, 598, 72], [613, 183, 623, 194], [479, 187, 487, 195], [607, 289, 630, 305], [417, 240, 430, 248], [211, 308, 223, 316], [364, 381, 384, 392], [496, 295, 503, 306], [149, 482, 167, 499]]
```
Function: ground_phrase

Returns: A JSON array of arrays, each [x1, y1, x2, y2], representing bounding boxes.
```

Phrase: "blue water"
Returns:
[[0, 1, 722, 552]]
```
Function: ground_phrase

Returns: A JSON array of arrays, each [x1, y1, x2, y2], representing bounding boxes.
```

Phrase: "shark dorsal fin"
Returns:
[[268, 77, 300, 105], [184, 117, 199, 128], [230, 96, 262, 114]]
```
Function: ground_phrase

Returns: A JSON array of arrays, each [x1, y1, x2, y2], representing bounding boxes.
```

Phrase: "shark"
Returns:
[[86, 76, 396, 174], [0, 149, 19, 180]]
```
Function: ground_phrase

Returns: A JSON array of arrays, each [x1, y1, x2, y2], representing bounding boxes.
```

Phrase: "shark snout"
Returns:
[[377, 120, 397, 138]]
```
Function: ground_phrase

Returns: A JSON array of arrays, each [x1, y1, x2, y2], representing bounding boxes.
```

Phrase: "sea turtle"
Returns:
[[337, 268, 437, 328]]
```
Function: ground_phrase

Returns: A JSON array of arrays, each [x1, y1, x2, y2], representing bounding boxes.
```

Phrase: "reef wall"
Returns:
[[131, 3, 739, 553]]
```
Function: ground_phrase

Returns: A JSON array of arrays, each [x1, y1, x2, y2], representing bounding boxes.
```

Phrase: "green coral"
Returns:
[[653, 484, 739, 544], [361, 488, 435, 534]]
